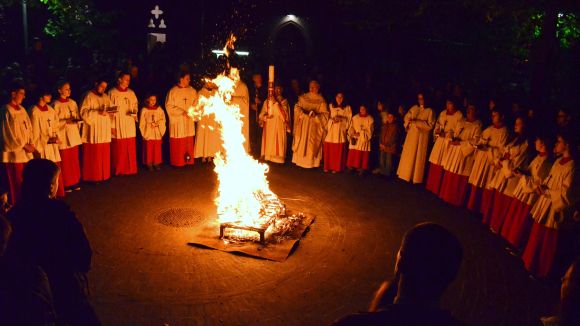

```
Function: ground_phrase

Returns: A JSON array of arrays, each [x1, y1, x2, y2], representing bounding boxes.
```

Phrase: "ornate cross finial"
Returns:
[[151, 5, 163, 19]]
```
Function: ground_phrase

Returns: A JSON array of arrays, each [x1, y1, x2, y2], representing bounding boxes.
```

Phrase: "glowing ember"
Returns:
[[188, 36, 286, 241]]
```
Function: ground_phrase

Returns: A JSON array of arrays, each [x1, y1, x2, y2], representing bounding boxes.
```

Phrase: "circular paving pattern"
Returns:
[[155, 207, 206, 228]]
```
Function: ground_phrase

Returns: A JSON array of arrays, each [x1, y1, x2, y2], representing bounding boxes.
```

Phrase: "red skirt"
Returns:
[[143, 139, 163, 165], [59, 146, 81, 187], [346, 149, 370, 170], [323, 142, 347, 172], [169, 137, 194, 167], [480, 188, 495, 222], [55, 162, 65, 198], [1, 162, 25, 205], [466, 185, 484, 212], [522, 222, 558, 278], [82, 142, 111, 182], [488, 192, 513, 233], [425, 163, 444, 195], [111, 138, 137, 176], [439, 172, 469, 206], [500, 199, 533, 248]]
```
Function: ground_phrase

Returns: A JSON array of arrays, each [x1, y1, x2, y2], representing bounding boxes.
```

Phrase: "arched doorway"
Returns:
[[269, 17, 311, 82]]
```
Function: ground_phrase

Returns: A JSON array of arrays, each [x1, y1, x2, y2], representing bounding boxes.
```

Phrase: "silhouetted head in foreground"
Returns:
[[559, 257, 580, 326], [21, 159, 61, 201]]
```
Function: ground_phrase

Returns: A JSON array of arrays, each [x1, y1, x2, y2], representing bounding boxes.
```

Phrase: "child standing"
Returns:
[[347, 105, 374, 175], [139, 95, 166, 171], [373, 111, 400, 177]]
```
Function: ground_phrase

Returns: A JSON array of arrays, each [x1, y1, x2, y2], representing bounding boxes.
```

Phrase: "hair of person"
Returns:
[[561, 256, 580, 326], [557, 131, 577, 157], [535, 130, 554, 152], [21, 159, 61, 200], [331, 92, 347, 108], [0, 214, 11, 256], [9, 80, 25, 93], [55, 80, 70, 91], [93, 76, 108, 86], [397, 222, 463, 300], [177, 70, 190, 81], [117, 70, 131, 80], [510, 115, 529, 146]]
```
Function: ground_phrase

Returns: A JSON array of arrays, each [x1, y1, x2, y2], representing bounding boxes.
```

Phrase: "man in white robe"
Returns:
[[1, 84, 35, 204], [165, 72, 197, 167], [232, 78, 250, 153], [194, 84, 222, 161], [397, 93, 435, 183], [80, 79, 113, 182], [291, 81, 328, 168], [108, 72, 138, 175], [259, 85, 291, 163]]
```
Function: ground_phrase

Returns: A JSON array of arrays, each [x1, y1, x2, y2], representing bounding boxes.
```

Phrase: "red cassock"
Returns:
[[59, 146, 81, 187], [500, 198, 533, 248], [438, 172, 470, 207], [522, 222, 558, 278], [425, 163, 445, 195], [346, 149, 370, 170], [143, 140, 163, 165], [82, 143, 111, 182], [324, 142, 347, 172], [169, 137, 194, 167], [111, 137, 138, 175], [2, 163, 25, 205]]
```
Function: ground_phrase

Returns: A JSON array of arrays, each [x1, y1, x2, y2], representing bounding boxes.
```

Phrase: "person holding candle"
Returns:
[[259, 84, 291, 164], [139, 94, 166, 171], [323, 92, 352, 173], [108, 71, 139, 176]]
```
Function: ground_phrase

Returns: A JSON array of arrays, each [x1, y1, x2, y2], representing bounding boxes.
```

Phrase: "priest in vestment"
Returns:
[[165, 72, 197, 167], [80, 79, 112, 182], [232, 78, 250, 153], [1, 84, 35, 204], [397, 93, 435, 183], [194, 84, 222, 162], [53, 81, 82, 189], [259, 85, 291, 164], [108, 72, 138, 175], [291, 81, 328, 168]]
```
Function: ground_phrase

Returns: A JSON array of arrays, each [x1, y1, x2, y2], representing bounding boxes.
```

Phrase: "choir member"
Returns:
[[30, 90, 65, 197], [522, 133, 576, 278], [232, 76, 250, 153], [259, 85, 291, 164], [1, 83, 35, 204], [346, 105, 374, 174], [249, 73, 267, 157], [425, 99, 463, 194], [397, 93, 435, 183], [439, 105, 482, 206], [323, 92, 352, 173], [194, 82, 221, 162], [165, 71, 197, 167], [80, 78, 113, 182], [483, 116, 532, 231], [466, 110, 509, 213], [500, 134, 553, 248], [108, 71, 138, 176], [291, 80, 329, 168], [139, 94, 166, 171], [53, 81, 82, 190]]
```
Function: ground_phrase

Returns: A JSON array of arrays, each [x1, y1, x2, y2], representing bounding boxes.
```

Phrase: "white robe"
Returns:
[[194, 88, 221, 158], [30, 105, 61, 162], [139, 106, 167, 141], [443, 119, 482, 176], [397, 105, 435, 183], [108, 87, 138, 139], [165, 85, 197, 139], [291, 93, 328, 168], [53, 98, 82, 149], [80, 91, 112, 144], [324, 105, 352, 144], [348, 114, 374, 151], [232, 80, 250, 152], [429, 110, 463, 167], [511, 154, 553, 206], [467, 125, 509, 188], [1, 104, 34, 163], [487, 139, 531, 195], [530, 158, 576, 229], [259, 98, 290, 163]]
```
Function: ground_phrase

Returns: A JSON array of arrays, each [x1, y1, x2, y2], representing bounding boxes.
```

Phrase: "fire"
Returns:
[[188, 62, 283, 239]]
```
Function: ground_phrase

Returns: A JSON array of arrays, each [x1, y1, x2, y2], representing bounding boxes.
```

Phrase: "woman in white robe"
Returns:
[[396, 93, 435, 183]]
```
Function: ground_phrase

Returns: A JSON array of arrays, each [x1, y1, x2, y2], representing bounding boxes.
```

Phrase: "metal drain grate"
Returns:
[[156, 208, 206, 228]]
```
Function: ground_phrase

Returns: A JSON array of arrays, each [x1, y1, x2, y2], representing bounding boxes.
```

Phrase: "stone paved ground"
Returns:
[[65, 163, 559, 326]]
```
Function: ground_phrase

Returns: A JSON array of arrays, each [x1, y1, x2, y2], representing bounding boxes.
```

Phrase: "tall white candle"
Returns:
[[268, 65, 275, 83]]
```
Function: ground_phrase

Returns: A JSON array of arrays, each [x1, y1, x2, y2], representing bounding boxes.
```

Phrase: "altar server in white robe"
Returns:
[[397, 92, 435, 183], [484, 116, 532, 231], [30, 89, 65, 197], [165, 71, 197, 167], [80, 79, 113, 182], [346, 105, 374, 174], [259, 85, 291, 164], [194, 83, 222, 162], [323, 92, 352, 173], [292, 80, 328, 168], [139, 94, 166, 170], [439, 105, 482, 206], [425, 99, 463, 194], [53, 81, 82, 189], [466, 110, 509, 213], [232, 77, 250, 153], [108, 72, 138, 176], [1, 84, 35, 204], [522, 133, 577, 278]]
